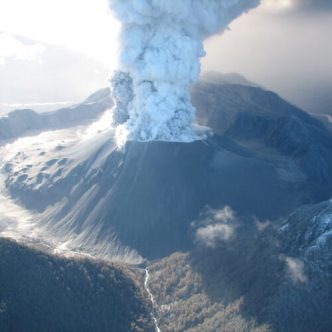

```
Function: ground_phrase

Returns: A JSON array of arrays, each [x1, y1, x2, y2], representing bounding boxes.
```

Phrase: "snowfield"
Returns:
[[0, 114, 143, 264]]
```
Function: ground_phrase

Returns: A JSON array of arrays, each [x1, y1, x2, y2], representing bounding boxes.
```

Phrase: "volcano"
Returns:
[[4, 135, 308, 258], [1, 76, 332, 331], [2, 77, 332, 261]]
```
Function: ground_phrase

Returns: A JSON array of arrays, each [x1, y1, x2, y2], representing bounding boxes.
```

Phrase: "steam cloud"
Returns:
[[194, 206, 237, 248], [108, 0, 260, 143]]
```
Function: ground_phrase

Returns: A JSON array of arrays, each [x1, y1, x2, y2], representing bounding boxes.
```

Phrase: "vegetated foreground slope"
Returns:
[[0, 238, 154, 332], [148, 200, 332, 332]]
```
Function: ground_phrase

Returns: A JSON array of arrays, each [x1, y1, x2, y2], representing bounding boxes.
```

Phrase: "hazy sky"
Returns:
[[0, 0, 119, 66], [0, 0, 331, 114], [203, 0, 332, 113]]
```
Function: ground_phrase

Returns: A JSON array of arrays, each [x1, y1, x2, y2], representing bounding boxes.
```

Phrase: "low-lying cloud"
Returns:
[[284, 256, 308, 283], [194, 206, 237, 248]]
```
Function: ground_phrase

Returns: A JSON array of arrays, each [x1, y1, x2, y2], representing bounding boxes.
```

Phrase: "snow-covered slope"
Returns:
[[280, 199, 332, 263], [0, 119, 143, 263]]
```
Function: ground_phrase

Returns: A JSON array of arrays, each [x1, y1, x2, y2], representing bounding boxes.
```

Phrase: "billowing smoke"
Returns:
[[108, 0, 260, 143]]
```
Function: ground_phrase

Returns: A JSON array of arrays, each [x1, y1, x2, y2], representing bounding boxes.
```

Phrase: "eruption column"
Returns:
[[109, 0, 260, 143]]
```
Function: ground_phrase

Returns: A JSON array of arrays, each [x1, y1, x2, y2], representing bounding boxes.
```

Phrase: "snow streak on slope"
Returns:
[[145, 268, 161, 332], [0, 174, 36, 239], [108, 0, 260, 143], [0, 121, 142, 264]]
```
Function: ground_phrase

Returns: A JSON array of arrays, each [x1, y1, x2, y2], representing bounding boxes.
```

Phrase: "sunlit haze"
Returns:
[[0, 0, 331, 114], [0, 0, 120, 66]]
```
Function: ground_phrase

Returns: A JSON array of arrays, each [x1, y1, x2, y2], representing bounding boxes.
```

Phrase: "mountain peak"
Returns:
[[200, 71, 259, 88]]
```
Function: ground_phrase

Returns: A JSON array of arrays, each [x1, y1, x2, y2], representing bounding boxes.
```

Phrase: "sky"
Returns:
[[203, 0, 332, 114], [0, 0, 331, 114], [0, 0, 119, 66]]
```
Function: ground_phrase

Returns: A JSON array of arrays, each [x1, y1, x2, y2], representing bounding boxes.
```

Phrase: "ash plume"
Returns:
[[108, 0, 260, 143]]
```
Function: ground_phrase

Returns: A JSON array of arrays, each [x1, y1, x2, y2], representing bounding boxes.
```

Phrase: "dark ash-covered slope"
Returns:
[[4, 135, 325, 260]]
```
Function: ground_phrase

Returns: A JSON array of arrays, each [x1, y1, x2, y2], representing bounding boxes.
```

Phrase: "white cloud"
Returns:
[[213, 206, 235, 223], [254, 217, 272, 232], [0, 33, 45, 65], [194, 206, 237, 248], [196, 223, 235, 248], [284, 256, 308, 283]]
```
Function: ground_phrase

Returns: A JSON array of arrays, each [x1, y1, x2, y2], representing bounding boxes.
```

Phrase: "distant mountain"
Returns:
[[0, 88, 111, 142], [192, 81, 332, 198], [0, 238, 154, 332], [200, 71, 259, 87]]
